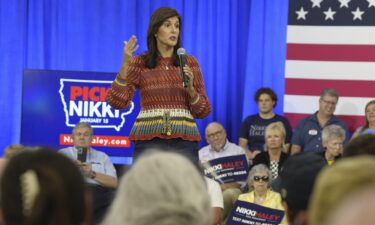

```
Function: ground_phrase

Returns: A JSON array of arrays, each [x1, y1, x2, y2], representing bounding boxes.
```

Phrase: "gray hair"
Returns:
[[102, 151, 212, 225], [72, 122, 93, 135], [322, 125, 346, 144], [247, 164, 273, 191], [320, 88, 339, 100]]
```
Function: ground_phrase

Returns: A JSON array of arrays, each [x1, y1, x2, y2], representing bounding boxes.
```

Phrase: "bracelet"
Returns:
[[114, 73, 127, 86], [114, 78, 127, 86], [90, 171, 96, 179]]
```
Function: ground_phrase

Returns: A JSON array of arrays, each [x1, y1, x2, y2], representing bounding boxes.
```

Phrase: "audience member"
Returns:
[[2, 144, 25, 158], [275, 153, 326, 225], [351, 100, 375, 139], [0, 147, 90, 225], [59, 122, 117, 224], [102, 151, 211, 225], [318, 124, 345, 165], [325, 185, 375, 225], [237, 164, 287, 224], [239, 88, 292, 158], [252, 122, 289, 179], [205, 177, 224, 225], [343, 133, 375, 157], [308, 156, 375, 225], [198, 122, 247, 224], [291, 88, 348, 154]]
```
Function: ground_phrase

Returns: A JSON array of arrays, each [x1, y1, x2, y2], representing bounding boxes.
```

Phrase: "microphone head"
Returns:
[[177, 48, 186, 56]]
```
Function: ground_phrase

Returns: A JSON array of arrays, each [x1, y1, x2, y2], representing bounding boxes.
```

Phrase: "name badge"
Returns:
[[308, 129, 318, 135]]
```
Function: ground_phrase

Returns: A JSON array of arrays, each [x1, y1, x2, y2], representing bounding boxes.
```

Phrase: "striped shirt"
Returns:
[[107, 54, 211, 141]]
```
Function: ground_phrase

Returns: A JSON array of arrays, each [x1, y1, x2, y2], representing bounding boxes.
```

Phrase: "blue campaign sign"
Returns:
[[227, 200, 284, 225], [21, 69, 140, 165], [202, 154, 249, 183]]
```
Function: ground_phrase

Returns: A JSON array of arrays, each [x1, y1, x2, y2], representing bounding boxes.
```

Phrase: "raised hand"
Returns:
[[123, 35, 139, 62]]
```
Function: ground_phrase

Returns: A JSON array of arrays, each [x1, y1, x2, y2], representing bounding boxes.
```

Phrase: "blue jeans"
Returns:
[[133, 138, 199, 163]]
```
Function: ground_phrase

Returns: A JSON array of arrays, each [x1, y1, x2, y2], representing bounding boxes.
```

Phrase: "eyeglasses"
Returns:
[[74, 132, 92, 137], [254, 176, 269, 182], [206, 130, 223, 139], [320, 99, 337, 106]]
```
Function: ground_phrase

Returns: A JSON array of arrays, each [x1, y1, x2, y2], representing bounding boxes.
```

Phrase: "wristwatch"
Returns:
[[90, 171, 96, 179]]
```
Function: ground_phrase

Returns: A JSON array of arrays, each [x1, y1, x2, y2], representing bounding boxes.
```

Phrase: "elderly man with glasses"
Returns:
[[199, 122, 247, 225], [291, 88, 349, 154]]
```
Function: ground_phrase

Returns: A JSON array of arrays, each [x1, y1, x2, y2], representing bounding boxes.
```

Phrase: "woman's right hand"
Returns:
[[123, 35, 139, 63]]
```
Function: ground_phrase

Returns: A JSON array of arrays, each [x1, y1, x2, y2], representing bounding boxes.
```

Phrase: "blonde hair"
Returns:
[[309, 156, 375, 225], [264, 122, 286, 150], [103, 151, 211, 225]]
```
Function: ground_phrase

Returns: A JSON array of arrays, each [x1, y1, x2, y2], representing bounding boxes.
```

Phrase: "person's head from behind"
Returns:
[[247, 164, 272, 193], [363, 100, 375, 130], [325, 185, 375, 225], [277, 153, 326, 225], [254, 87, 277, 114], [103, 151, 211, 225], [0, 147, 88, 225], [322, 124, 345, 158], [205, 122, 227, 152], [318, 88, 339, 117], [3, 144, 25, 159], [72, 122, 93, 148], [146, 7, 182, 68], [264, 122, 286, 151], [308, 156, 375, 225], [343, 134, 375, 157]]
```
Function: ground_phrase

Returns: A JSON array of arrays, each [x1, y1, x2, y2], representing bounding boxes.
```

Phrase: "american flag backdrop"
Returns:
[[284, 0, 375, 132]]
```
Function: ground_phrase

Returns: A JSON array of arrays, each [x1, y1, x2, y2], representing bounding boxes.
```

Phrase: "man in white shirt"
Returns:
[[199, 122, 247, 225], [59, 122, 117, 224]]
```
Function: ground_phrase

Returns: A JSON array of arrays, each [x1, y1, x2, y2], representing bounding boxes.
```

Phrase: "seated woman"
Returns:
[[237, 164, 287, 224], [319, 124, 346, 165], [351, 100, 375, 139], [252, 122, 289, 179]]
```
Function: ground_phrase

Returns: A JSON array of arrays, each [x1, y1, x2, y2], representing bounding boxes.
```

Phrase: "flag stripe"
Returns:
[[285, 78, 375, 98], [287, 26, 375, 45], [285, 60, 375, 80], [287, 44, 375, 62], [284, 112, 364, 133], [285, 0, 375, 132], [284, 95, 370, 115]]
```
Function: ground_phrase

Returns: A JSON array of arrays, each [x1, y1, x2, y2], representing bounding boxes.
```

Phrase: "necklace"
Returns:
[[159, 61, 170, 70]]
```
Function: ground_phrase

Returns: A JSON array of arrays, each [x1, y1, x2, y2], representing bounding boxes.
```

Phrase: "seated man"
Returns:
[[199, 122, 247, 224], [239, 88, 292, 159], [291, 88, 348, 154], [59, 122, 118, 224]]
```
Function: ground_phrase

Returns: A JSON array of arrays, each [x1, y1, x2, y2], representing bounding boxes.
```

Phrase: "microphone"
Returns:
[[177, 48, 189, 88]]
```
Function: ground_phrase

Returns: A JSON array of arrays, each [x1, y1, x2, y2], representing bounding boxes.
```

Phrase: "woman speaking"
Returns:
[[107, 7, 211, 162]]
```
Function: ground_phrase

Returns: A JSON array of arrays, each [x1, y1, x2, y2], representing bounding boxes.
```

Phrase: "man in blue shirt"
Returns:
[[239, 88, 292, 158], [59, 122, 117, 224], [291, 88, 349, 154]]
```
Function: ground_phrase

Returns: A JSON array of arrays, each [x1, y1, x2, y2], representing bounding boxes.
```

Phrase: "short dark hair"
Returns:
[[254, 87, 277, 108], [344, 134, 375, 157], [320, 88, 339, 100], [145, 7, 182, 69]]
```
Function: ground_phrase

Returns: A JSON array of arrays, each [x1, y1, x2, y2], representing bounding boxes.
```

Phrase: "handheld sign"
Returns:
[[202, 154, 249, 184], [226, 200, 284, 225]]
